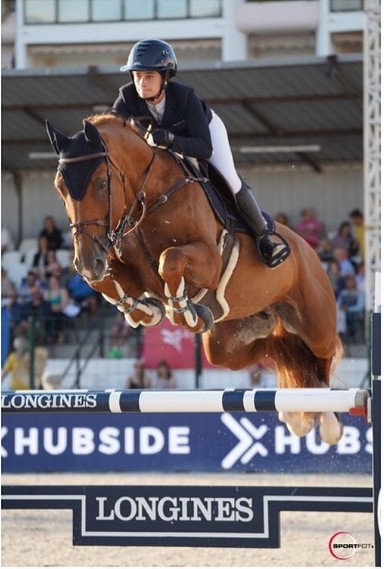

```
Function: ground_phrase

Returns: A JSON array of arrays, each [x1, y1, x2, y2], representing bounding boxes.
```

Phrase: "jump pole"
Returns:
[[1, 387, 369, 415]]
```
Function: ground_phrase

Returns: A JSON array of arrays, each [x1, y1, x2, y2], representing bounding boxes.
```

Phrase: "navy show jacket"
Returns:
[[112, 81, 213, 159]]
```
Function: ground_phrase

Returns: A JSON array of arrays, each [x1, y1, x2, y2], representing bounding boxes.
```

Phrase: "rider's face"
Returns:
[[133, 71, 163, 100]]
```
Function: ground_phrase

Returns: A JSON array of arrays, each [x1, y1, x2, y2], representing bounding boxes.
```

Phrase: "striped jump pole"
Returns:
[[1, 387, 369, 415]]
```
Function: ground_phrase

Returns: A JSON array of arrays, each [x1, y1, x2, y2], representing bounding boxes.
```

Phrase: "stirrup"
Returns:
[[257, 230, 291, 268]]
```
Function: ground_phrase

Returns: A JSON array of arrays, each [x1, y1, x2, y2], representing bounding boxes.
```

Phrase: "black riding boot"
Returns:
[[236, 181, 291, 268]]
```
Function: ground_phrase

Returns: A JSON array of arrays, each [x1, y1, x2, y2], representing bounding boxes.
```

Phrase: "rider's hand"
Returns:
[[151, 129, 175, 148]]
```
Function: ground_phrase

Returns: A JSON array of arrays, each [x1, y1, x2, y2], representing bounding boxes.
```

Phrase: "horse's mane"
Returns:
[[84, 113, 148, 144], [84, 112, 125, 128]]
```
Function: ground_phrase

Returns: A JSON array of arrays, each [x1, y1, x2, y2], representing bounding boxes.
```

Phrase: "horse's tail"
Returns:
[[266, 322, 342, 389]]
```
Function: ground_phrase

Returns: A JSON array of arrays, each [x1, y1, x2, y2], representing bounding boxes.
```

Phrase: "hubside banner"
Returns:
[[2, 413, 371, 474]]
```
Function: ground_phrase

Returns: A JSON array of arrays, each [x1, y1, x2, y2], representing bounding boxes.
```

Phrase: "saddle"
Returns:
[[180, 156, 276, 234]]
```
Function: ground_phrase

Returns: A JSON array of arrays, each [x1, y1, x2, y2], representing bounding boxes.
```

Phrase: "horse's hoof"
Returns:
[[124, 298, 165, 327], [319, 412, 344, 445], [194, 304, 214, 332], [279, 411, 314, 437], [143, 298, 166, 326]]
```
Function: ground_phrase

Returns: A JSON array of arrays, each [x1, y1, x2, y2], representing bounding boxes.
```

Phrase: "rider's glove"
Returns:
[[151, 129, 175, 148]]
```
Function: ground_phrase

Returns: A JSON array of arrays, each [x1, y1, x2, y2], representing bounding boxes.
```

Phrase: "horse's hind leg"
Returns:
[[159, 242, 222, 332], [272, 331, 343, 444]]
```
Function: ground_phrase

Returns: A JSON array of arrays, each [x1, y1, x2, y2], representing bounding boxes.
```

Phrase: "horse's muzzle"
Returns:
[[74, 253, 107, 283]]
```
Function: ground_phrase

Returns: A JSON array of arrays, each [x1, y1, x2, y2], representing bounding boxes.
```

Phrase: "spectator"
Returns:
[[18, 270, 44, 304], [331, 221, 359, 259], [1, 227, 15, 253], [275, 212, 290, 227], [316, 238, 335, 269], [1, 335, 48, 390], [43, 275, 72, 343], [1, 268, 14, 299], [107, 313, 132, 358], [152, 360, 176, 389], [355, 262, 366, 293], [326, 260, 344, 299], [293, 208, 325, 249], [2, 336, 31, 389], [65, 267, 99, 315], [3, 284, 24, 339], [333, 248, 355, 278], [337, 275, 365, 343], [349, 209, 365, 262], [126, 359, 152, 389], [39, 215, 63, 251], [31, 236, 51, 281], [20, 286, 53, 344], [44, 250, 63, 280]]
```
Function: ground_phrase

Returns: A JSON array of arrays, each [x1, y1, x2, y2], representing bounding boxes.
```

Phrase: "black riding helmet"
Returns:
[[120, 39, 177, 101], [120, 39, 177, 77]]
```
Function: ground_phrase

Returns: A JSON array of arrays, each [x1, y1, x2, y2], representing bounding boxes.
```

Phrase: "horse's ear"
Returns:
[[83, 120, 102, 147], [45, 120, 69, 155]]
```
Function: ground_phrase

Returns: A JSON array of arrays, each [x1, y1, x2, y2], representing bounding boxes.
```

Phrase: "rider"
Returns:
[[112, 39, 290, 268]]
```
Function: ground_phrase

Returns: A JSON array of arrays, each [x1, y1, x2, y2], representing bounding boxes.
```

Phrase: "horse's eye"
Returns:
[[96, 179, 108, 191]]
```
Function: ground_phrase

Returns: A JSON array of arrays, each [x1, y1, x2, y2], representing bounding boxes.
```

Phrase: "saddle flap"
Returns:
[[179, 156, 276, 234]]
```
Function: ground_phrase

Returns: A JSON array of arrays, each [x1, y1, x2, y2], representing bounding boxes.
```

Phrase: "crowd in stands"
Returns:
[[125, 359, 176, 389], [277, 207, 366, 344], [1, 215, 100, 348], [1, 207, 366, 361]]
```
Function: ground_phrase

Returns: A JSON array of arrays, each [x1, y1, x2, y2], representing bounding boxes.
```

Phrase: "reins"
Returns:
[[60, 124, 208, 256]]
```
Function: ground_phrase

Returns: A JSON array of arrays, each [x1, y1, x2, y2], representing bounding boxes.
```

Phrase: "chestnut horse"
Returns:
[[46, 114, 343, 444]]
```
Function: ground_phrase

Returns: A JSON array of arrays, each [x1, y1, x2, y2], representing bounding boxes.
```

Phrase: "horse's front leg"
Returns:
[[91, 268, 165, 329], [159, 242, 221, 332]]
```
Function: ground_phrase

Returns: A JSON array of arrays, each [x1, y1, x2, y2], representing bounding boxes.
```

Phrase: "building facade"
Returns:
[[2, 0, 364, 70], [2, 0, 374, 290]]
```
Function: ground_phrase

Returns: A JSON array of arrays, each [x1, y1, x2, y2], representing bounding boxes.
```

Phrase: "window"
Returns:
[[24, 0, 55, 23], [330, 0, 363, 11], [23, 0, 222, 24], [157, 0, 187, 19], [124, 0, 154, 20], [190, 0, 221, 18], [92, 0, 121, 21], [58, 0, 88, 22]]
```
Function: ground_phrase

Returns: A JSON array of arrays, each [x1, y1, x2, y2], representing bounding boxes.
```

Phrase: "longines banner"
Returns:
[[2, 412, 371, 474], [2, 485, 372, 548]]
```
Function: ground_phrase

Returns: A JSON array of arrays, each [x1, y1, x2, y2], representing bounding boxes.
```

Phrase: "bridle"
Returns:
[[59, 139, 155, 254], [59, 124, 207, 255]]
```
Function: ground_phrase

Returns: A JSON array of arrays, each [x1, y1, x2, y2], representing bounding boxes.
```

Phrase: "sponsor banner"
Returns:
[[2, 412, 371, 474], [2, 485, 372, 548], [142, 319, 215, 369]]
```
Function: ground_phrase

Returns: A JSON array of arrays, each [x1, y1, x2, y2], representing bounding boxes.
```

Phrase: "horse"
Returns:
[[46, 113, 344, 444]]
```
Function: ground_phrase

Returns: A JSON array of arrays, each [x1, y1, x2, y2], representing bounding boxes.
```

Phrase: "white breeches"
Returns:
[[208, 111, 242, 195]]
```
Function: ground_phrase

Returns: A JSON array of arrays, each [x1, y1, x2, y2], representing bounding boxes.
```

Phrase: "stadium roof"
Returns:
[[2, 53, 362, 173]]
